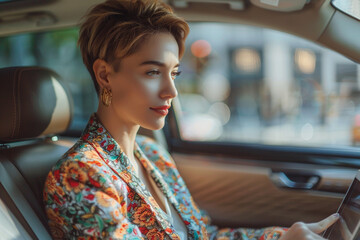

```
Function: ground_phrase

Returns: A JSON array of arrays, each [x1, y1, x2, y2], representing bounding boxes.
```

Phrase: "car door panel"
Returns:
[[173, 153, 356, 228]]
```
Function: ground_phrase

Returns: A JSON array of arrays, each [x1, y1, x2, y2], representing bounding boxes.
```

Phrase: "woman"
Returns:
[[43, 0, 339, 239]]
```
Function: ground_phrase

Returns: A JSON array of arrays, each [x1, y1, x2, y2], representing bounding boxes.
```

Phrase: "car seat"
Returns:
[[0, 66, 76, 239]]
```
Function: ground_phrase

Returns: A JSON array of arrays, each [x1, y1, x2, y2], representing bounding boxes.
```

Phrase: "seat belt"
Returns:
[[0, 161, 52, 240]]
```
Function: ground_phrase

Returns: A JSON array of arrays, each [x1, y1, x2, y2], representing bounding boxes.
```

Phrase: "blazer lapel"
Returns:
[[134, 144, 179, 206], [134, 141, 206, 240], [81, 115, 180, 239]]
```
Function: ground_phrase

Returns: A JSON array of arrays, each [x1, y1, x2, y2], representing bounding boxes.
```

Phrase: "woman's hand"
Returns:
[[339, 216, 352, 240], [279, 213, 339, 240]]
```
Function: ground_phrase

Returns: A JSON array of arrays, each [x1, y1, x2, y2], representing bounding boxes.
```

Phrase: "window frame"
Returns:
[[164, 107, 360, 168]]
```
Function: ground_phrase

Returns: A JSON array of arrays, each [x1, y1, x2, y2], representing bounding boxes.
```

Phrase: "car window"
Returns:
[[0, 28, 97, 133], [176, 23, 360, 148], [1, 24, 359, 149]]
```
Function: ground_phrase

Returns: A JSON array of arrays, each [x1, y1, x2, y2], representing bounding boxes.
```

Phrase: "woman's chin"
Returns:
[[141, 120, 165, 131]]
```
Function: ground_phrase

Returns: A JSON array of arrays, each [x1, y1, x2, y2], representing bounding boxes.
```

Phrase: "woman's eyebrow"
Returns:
[[139, 60, 180, 68]]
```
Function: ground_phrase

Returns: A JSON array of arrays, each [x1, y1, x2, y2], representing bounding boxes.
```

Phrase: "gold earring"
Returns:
[[101, 88, 112, 107]]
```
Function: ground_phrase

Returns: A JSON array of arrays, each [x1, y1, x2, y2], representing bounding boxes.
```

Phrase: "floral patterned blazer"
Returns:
[[43, 114, 286, 240]]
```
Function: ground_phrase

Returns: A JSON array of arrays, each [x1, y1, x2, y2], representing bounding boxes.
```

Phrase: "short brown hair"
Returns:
[[78, 0, 190, 93]]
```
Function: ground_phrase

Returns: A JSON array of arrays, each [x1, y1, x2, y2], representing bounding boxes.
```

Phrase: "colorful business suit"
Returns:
[[43, 114, 286, 239]]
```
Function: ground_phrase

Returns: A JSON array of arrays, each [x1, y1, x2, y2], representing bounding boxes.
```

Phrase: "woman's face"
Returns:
[[107, 32, 180, 130]]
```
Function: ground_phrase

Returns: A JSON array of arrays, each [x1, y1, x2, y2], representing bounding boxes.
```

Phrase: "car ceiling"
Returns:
[[0, 0, 359, 63]]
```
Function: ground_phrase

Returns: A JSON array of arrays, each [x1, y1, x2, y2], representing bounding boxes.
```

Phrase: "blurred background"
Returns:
[[1, 22, 360, 148]]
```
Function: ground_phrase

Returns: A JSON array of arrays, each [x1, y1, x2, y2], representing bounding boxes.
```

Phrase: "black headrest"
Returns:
[[0, 67, 73, 142]]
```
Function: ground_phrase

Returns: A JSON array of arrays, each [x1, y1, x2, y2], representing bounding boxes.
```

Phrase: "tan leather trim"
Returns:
[[318, 10, 360, 63], [41, 77, 71, 136]]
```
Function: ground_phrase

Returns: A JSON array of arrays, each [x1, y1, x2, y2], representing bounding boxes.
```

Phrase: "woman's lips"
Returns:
[[150, 106, 170, 116]]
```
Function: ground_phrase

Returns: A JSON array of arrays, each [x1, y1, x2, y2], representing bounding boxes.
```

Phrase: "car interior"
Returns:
[[1, 0, 360, 239], [0, 67, 74, 239]]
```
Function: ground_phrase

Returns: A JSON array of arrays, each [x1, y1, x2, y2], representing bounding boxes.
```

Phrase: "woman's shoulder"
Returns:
[[45, 139, 116, 194], [51, 139, 103, 171]]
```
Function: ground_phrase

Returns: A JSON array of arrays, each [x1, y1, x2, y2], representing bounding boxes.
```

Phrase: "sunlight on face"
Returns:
[[108, 32, 180, 130]]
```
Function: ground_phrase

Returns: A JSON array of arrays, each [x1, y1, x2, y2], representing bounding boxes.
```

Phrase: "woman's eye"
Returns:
[[171, 71, 182, 79], [146, 70, 161, 76]]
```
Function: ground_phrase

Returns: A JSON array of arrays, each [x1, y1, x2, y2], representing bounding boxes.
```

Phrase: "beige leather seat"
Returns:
[[0, 66, 76, 239]]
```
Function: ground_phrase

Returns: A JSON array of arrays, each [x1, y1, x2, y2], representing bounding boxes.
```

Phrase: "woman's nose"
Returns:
[[160, 75, 178, 99]]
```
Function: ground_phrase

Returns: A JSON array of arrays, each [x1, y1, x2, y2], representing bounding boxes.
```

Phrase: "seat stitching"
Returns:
[[16, 69, 24, 138], [11, 67, 51, 139], [11, 69, 18, 138]]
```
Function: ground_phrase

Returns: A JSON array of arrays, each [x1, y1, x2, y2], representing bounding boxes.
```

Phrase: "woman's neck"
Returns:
[[96, 107, 140, 161]]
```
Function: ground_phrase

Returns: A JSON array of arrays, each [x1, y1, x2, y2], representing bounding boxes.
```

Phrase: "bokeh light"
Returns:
[[208, 102, 231, 125], [191, 40, 212, 58], [301, 123, 314, 141], [180, 114, 223, 141], [234, 48, 261, 73], [295, 49, 316, 74], [201, 74, 230, 102]]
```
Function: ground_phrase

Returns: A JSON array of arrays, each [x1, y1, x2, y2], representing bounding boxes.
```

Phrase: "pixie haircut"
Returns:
[[78, 0, 190, 93]]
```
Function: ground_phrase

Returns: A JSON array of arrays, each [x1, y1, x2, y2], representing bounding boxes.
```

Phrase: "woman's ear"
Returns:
[[93, 59, 111, 89]]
